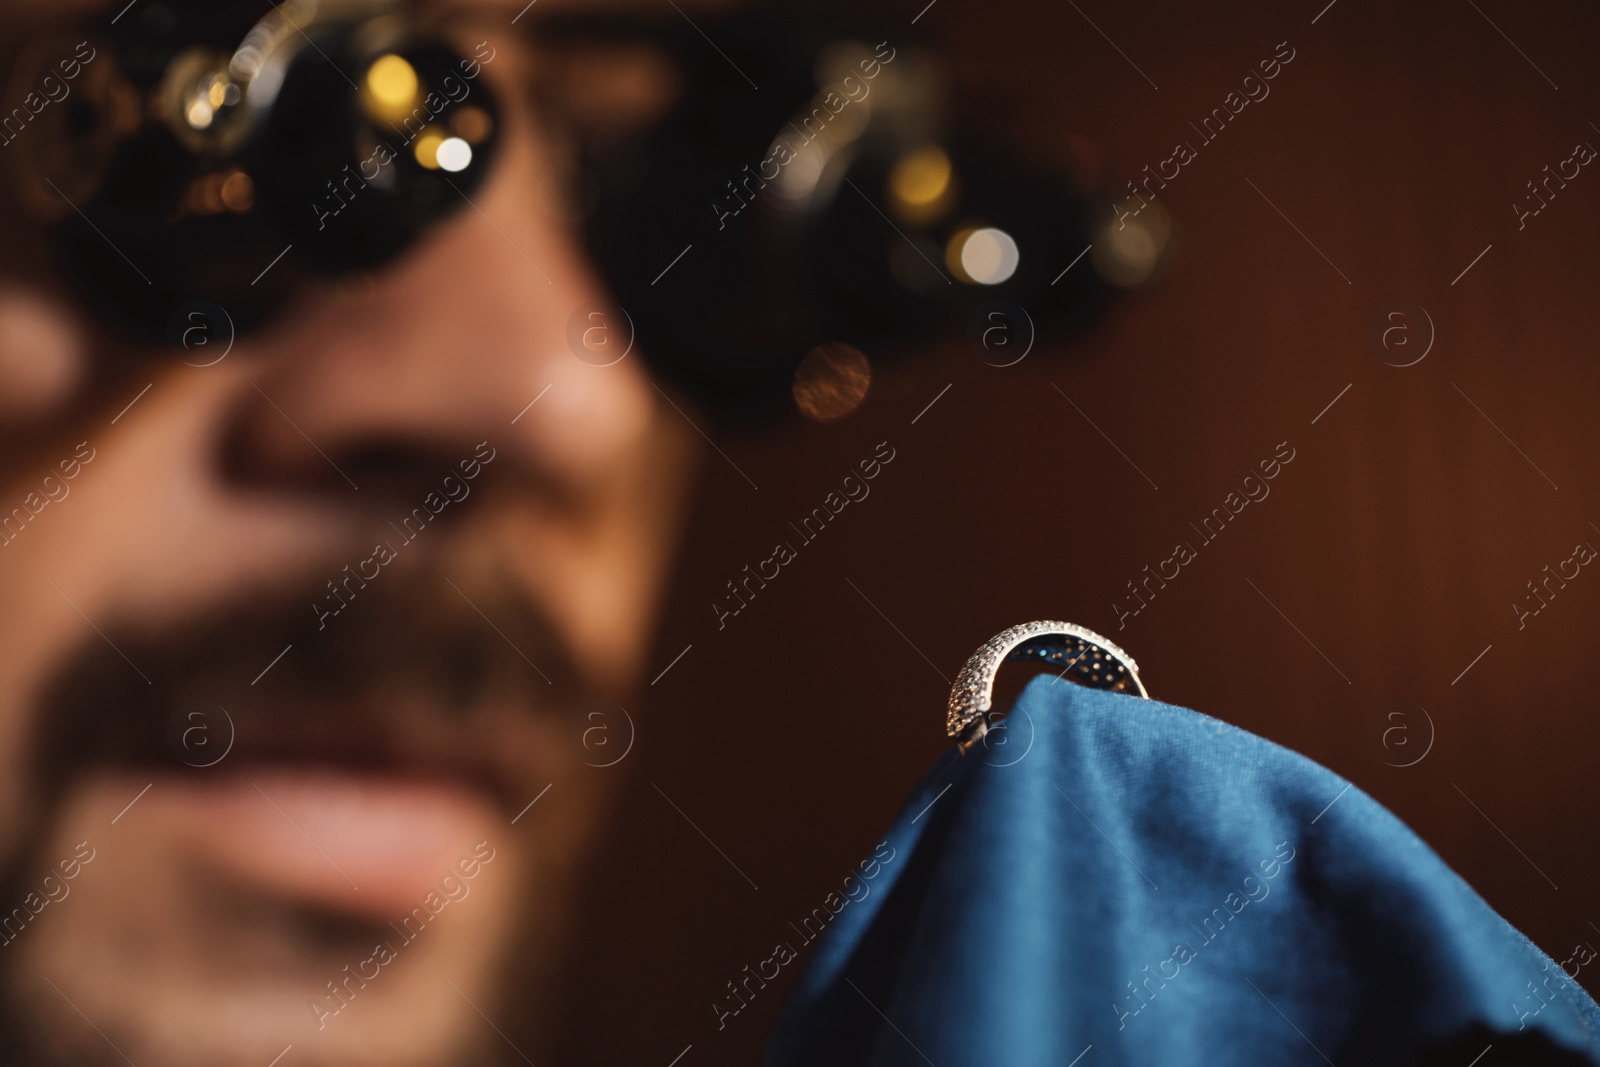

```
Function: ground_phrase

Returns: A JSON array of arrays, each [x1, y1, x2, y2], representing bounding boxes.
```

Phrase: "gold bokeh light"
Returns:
[[889, 146, 955, 224], [362, 54, 421, 124], [413, 129, 445, 169]]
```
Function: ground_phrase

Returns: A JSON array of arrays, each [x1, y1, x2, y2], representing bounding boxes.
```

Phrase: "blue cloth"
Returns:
[[769, 677, 1600, 1066]]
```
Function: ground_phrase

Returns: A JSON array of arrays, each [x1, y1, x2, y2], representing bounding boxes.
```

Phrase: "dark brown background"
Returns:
[[554, 0, 1600, 1062]]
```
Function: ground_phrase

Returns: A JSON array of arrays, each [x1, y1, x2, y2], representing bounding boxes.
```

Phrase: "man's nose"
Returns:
[[221, 114, 658, 506]]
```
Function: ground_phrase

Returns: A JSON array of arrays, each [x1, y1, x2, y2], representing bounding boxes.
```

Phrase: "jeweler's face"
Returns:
[[0, 2, 699, 1064]]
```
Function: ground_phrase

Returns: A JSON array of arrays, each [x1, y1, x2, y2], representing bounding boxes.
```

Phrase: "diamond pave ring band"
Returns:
[[947, 621, 1149, 741]]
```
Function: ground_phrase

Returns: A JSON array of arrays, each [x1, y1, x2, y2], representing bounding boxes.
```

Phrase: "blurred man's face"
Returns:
[[0, 1, 698, 1064]]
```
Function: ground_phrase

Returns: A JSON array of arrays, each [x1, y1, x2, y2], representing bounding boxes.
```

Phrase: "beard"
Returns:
[[0, 542, 617, 1067]]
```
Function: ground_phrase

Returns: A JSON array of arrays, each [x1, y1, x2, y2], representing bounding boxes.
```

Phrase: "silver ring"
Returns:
[[947, 620, 1148, 740]]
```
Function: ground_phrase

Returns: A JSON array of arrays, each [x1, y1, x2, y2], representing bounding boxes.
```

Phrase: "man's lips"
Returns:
[[123, 769, 504, 920], [221, 703, 535, 814]]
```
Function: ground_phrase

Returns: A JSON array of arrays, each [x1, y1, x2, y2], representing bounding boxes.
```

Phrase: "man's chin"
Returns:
[[3, 768, 535, 1067]]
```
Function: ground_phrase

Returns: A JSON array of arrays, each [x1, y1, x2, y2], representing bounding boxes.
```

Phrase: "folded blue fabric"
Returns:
[[769, 677, 1600, 1066]]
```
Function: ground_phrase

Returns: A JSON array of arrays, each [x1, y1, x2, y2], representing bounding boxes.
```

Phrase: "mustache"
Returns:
[[0, 545, 581, 1067], [28, 546, 583, 790]]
